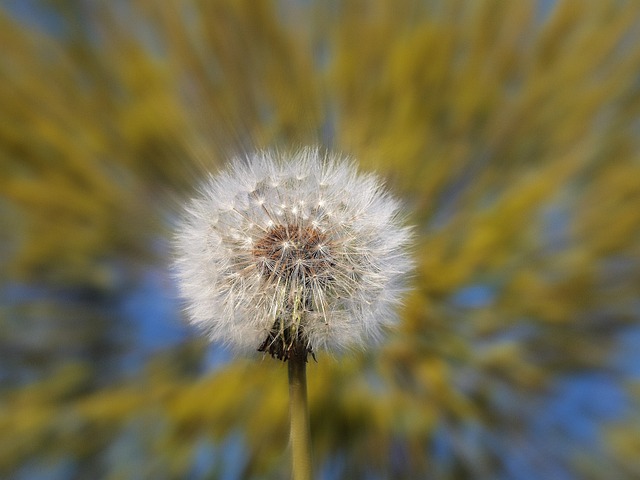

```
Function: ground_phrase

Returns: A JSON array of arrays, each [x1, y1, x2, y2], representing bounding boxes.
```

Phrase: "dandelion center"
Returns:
[[252, 224, 333, 281]]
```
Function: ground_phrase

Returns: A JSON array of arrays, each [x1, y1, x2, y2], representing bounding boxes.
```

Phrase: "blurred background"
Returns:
[[1, 0, 640, 479]]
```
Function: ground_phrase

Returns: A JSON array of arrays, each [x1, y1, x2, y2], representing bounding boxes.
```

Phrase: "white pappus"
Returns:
[[173, 147, 413, 361]]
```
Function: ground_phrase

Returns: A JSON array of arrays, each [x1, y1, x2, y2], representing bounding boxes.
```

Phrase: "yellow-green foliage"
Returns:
[[1, 1, 640, 478]]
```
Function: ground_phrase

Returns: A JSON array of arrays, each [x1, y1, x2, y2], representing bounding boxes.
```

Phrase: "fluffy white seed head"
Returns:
[[174, 147, 413, 360]]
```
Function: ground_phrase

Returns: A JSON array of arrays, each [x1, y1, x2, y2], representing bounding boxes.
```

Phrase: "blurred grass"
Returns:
[[1, 0, 640, 479]]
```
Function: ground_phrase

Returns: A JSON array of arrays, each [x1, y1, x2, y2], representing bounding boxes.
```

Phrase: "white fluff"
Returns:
[[173, 148, 413, 357]]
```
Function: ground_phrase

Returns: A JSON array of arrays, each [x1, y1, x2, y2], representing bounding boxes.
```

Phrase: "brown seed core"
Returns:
[[252, 224, 332, 280]]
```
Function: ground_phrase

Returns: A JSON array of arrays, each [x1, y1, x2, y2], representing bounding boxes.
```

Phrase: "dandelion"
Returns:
[[173, 147, 413, 479], [174, 147, 413, 360]]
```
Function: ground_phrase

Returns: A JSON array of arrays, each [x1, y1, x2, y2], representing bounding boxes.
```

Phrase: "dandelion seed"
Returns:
[[174, 147, 413, 362]]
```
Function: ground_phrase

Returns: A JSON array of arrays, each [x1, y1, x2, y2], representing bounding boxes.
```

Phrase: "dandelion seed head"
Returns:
[[174, 147, 413, 360]]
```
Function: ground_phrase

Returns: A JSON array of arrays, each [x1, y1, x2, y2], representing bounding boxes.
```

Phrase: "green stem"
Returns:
[[288, 349, 313, 480]]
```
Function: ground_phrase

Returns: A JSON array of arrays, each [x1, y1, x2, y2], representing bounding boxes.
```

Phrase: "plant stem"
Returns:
[[288, 349, 312, 480]]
